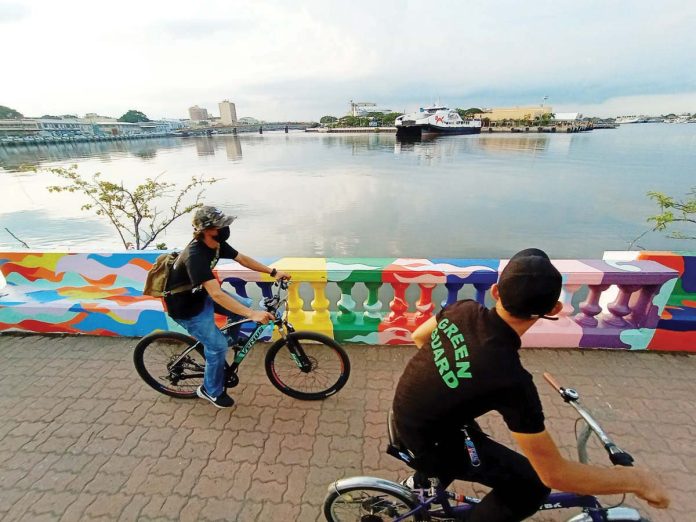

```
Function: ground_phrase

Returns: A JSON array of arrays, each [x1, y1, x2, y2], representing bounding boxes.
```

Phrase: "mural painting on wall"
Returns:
[[1, 251, 692, 352]]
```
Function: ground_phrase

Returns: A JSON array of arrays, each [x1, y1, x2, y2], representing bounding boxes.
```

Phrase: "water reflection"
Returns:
[[194, 137, 216, 156], [223, 136, 243, 161], [0, 137, 183, 172]]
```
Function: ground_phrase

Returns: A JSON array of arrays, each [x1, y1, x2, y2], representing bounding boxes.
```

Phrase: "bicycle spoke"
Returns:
[[139, 337, 204, 395]]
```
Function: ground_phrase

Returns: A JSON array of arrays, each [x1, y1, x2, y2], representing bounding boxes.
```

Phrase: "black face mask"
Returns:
[[214, 226, 230, 243]]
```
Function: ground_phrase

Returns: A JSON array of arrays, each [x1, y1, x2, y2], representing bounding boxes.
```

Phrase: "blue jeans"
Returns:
[[173, 290, 250, 398]]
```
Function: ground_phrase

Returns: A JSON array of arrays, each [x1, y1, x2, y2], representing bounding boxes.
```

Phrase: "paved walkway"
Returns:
[[0, 335, 694, 522]]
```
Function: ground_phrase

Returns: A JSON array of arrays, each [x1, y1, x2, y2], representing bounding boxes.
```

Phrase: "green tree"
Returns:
[[0, 105, 23, 119], [645, 188, 696, 241], [456, 108, 483, 119], [118, 110, 150, 123], [320, 115, 338, 124], [44, 165, 219, 249], [380, 112, 402, 125]]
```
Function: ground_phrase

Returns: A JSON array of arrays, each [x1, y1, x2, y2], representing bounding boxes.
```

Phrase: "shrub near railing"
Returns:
[[215, 257, 679, 350]]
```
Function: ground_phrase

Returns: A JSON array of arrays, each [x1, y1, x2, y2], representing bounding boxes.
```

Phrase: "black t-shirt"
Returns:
[[393, 300, 545, 455], [164, 240, 238, 319]]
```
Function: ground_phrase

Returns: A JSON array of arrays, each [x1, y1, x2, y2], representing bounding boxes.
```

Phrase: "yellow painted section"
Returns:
[[271, 257, 327, 282]]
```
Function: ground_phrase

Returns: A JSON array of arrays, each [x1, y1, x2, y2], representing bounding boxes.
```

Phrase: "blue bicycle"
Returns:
[[323, 373, 648, 521]]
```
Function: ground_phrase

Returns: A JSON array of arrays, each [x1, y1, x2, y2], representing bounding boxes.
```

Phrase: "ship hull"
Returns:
[[396, 124, 481, 138]]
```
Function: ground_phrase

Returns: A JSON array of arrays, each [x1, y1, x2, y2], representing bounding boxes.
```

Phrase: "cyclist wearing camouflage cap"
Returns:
[[164, 205, 290, 408]]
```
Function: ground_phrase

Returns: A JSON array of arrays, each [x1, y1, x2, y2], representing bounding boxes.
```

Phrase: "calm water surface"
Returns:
[[1, 125, 695, 258]]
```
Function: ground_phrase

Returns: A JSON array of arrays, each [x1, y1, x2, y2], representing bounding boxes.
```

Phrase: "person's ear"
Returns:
[[491, 283, 500, 301], [551, 301, 563, 316]]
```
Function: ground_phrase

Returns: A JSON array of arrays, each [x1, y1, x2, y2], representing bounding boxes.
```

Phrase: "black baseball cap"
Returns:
[[497, 248, 562, 320]]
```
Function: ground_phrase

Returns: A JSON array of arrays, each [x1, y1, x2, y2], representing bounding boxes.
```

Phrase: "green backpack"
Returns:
[[143, 252, 192, 298]]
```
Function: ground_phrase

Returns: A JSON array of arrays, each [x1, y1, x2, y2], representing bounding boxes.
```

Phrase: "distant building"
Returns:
[[554, 112, 582, 121], [219, 100, 237, 125], [475, 106, 554, 121], [84, 113, 117, 123], [188, 105, 210, 121], [238, 117, 260, 125]]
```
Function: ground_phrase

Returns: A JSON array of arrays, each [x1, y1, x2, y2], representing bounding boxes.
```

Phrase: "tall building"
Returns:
[[188, 105, 210, 121], [219, 100, 237, 125]]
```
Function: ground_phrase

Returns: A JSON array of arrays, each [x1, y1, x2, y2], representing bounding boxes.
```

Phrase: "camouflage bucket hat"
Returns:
[[192, 206, 236, 231]]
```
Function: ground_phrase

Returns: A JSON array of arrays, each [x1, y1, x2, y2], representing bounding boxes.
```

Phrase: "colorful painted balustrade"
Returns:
[[1, 251, 693, 352], [603, 251, 696, 351], [0, 251, 182, 337]]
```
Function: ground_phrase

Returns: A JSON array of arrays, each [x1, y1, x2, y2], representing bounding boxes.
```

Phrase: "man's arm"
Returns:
[[234, 252, 291, 280], [202, 279, 272, 323], [411, 316, 437, 348], [512, 430, 669, 508]]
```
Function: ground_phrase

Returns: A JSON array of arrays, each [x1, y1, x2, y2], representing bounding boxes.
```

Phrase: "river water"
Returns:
[[1, 125, 695, 258]]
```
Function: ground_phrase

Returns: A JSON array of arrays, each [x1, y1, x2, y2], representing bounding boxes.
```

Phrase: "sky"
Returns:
[[1, 0, 695, 121]]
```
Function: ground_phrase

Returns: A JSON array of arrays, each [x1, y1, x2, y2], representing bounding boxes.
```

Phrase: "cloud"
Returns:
[[2, 0, 696, 120], [0, 2, 29, 23]]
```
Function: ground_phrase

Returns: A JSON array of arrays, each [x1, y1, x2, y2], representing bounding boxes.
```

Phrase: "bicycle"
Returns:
[[323, 372, 649, 521], [133, 280, 351, 401]]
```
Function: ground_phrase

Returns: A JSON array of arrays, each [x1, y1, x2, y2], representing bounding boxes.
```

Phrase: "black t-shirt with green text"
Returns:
[[393, 300, 545, 455], [164, 240, 238, 320]]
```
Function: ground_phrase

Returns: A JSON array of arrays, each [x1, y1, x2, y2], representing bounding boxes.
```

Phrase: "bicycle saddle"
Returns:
[[386, 410, 416, 467]]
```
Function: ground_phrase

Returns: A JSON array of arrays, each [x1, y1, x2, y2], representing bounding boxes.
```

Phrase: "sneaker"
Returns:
[[196, 385, 235, 409], [400, 475, 416, 489]]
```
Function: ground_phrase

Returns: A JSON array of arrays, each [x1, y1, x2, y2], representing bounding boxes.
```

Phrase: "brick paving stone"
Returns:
[[2, 335, 696, 521]]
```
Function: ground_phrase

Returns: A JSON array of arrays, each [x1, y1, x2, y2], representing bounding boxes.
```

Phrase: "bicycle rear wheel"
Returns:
[[265, 331, 350, 400], [324, 482, 426, 521], [133, 331, 204, 399]]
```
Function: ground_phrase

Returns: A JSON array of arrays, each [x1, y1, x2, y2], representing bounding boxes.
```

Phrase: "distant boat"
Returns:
[[615, 115, 647, 124], [395, 105, 481, 138]]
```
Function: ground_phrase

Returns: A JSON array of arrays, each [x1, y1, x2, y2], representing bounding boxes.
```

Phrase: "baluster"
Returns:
[[287, 281, 305, 324], [310, 281, 330, 322], [387, 282, 409, 326], [604, 285, 641, 328], [363, 282, 383, 324], [473, 283, 492, 305], [558, 284, 581, 319], [442, 282, 464, 307], [256, 281, 274, 309], [574, 284, 609, 327], [225, 278, 249, 298], [336, 281, 357, 324], [625, 284, 660, 328], [415, 283, 435, 325]]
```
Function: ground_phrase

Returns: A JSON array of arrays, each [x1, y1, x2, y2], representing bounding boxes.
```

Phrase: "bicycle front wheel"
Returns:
[[133, 331, 204, 399], [324, 482, 426, 521], [265, 331, 350, 400]]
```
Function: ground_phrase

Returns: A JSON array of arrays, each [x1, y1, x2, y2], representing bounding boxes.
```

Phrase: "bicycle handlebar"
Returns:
[[543, 372, 634, 467]]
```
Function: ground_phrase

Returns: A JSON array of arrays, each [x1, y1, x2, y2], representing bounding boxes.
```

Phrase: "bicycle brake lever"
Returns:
[[607, 444, 634, 467]]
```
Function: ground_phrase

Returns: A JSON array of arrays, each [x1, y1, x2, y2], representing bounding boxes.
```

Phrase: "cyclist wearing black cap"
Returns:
[[164, 205, 290, 408], [393, 248, 669, 521]]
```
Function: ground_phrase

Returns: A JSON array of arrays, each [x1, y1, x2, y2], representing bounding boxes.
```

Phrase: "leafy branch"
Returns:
[[44, 165, 219, 249], [646, 188, 696, 241]]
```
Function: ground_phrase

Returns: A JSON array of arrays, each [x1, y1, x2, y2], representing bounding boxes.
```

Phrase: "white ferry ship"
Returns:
[[395, 105, 482, 138], [615, 115, 648, 124]]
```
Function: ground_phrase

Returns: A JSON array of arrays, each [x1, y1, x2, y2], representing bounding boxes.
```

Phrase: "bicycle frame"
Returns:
[[167, 280, 297, 377]]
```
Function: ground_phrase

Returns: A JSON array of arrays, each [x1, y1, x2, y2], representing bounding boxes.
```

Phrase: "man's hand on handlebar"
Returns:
[[274, 271, 291, 281], [249, 310, 274, 324]]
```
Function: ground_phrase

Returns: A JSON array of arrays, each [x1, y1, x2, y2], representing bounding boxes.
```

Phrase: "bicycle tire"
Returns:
[[324, 479, 427, 521], [265, 331, 350, 400], [133, 331, 203, 399]]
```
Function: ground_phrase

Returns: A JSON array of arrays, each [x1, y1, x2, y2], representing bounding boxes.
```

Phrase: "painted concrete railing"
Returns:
[[603, 251, 696, 351], [1, 251, 692, 352]]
